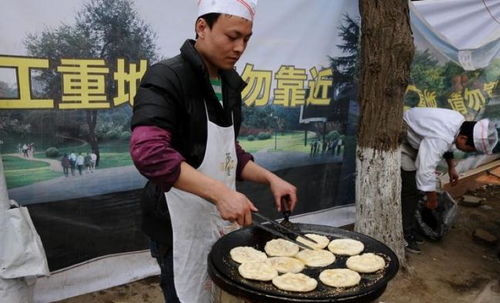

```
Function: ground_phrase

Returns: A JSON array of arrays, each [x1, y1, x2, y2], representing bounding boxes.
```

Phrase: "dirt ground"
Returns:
[[58, 171, 500, 303]]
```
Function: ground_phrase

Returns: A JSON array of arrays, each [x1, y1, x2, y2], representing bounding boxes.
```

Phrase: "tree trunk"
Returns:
[[86, 110, 100, 166], [355, 0, 414, 265]]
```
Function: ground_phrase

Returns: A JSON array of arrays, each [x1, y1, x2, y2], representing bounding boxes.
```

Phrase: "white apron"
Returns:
[[165, 106, 237, 303]]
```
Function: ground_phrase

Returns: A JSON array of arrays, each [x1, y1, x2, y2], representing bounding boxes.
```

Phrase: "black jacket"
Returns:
[[131, 40, 247, 245]]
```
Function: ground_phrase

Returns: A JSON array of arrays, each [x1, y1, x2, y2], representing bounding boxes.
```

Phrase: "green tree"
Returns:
[[410, 50, 445, 92], [329, 14, 360, 87], [241, 105, 274, 130], [24, 0, 157, 165]]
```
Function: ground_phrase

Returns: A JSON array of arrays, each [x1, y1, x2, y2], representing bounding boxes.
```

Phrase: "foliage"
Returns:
[[483, 58, 500, 83], [24, 0, 158, 100], [325, 130, 340, 141], [246, 135, 255, 141], [241, 105, 274, 129], [0, 81, 17, 98], [96, 121, 123, 140], [329, 14, 360, 87], [0, 111, 31, 138], [45, 147, 60, 158], [410, 50, 445, 93], [104, 130, 120, 140], [120, 131, 131, 140], [257, 132, 272, 140], [21, 0, 158, 155]]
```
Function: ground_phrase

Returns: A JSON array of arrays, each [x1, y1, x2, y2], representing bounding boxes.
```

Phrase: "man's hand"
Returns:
[[239, 160, 298, 214], [448, 167, 459, 186], [213, 188, 258, 226], [425, 191, 438, 209], [269, 176, 297, 212]]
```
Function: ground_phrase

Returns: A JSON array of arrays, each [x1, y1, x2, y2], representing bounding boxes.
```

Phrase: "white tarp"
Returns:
[[0, 156, 49, 303], [411, 0, 500, 70]]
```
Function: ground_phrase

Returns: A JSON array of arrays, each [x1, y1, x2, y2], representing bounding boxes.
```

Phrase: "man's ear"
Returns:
[[195, 18, 207, 39], [456, 134, 476, 151], [456, 134, 468, 143]]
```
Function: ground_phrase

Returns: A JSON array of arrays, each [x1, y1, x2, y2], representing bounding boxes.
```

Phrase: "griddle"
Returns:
[[208, 223, 399, 302]]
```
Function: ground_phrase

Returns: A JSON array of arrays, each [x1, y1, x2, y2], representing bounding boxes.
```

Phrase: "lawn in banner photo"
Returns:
[[239, 131, 313, 153], [2, 156, 61, 188]]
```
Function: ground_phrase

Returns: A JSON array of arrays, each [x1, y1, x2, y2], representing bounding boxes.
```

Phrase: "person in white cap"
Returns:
[[130, 1, 297, 302], [401, 107, 498, 254]]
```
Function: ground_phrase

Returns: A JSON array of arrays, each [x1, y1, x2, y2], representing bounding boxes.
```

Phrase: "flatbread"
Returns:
[[296, 234, 329, 250], [346, 253, 386, 273], [268, 256, 305, 274], [238, 261, 278, 281], [295, 249, 335, 267], [328, 238, 364, 256], [272, 273, 318, 292], [264, 239, 299, 257], [230, 246, 267, 264], [319, 268, 361, 288]]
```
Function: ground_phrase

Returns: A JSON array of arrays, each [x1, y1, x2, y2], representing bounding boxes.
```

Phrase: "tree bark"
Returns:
[[355, 0, 414, 265], [86, 110, 100, 166]]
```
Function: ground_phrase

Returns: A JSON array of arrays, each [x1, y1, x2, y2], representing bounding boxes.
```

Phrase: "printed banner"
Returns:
[[0, 0, 360, 270], [0, 0, 498, 272]]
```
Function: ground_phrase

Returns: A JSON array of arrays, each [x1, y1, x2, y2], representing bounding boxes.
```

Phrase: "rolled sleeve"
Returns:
[[235, 141, 253, 181], [415, 138, 449, 192], [130, 125, 185, 191]]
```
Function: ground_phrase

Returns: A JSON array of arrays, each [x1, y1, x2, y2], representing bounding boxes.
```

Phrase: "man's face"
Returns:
[[455, 135, 476, 152], [195, 14, 253, 74]]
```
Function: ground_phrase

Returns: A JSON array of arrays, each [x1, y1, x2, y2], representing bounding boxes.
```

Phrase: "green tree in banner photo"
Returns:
[[24, 0, 158, 166]]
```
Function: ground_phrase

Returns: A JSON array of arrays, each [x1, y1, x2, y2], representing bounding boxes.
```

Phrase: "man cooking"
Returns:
[[401, 107, 498, 254], [129, 0, 297, 302]]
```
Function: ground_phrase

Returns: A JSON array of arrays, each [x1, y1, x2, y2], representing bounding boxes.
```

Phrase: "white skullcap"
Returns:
[[197, 0, 257, 21], [473, 119, 498, 154]]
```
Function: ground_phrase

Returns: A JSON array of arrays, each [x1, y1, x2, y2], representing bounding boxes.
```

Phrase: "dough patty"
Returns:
[[328, 238, 365, 256], [319, 268, 361, 288], [272, 273, 318, 292], [230, 246, 267, 264], [346, 253, 385, 273]]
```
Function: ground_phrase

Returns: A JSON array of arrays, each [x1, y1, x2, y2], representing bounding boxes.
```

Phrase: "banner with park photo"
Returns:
[[0, 0, 498, 276], [0, 0, 361, 272]]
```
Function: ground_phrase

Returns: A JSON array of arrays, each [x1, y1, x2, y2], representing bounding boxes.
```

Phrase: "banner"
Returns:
[[0, 0, 360, 273]]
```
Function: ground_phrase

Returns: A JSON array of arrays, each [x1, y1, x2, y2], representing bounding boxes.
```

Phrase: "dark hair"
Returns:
[[459, 121, 476, 148], [195, 13, 221, 39]]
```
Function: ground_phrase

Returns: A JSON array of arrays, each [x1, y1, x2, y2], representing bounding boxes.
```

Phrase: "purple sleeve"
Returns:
[[236, 141, 254, 181], [130, 125, 185, 191]]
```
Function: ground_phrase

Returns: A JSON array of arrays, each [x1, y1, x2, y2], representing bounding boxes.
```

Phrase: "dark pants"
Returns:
[[401, 169, 420, 239], [150, 240, 180, 303]]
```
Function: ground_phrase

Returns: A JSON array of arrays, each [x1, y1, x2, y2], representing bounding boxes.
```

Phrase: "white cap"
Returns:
[[473, 119, 498, 154], [197, 0, 257, 21]]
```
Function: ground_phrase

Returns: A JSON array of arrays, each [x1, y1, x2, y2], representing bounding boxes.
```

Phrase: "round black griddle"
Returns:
[[208, 223, 399, 303]]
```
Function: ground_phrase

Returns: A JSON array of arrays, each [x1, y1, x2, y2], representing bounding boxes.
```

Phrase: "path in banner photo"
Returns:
[[4, 137, 346, 205], [58, 173, 500, 303]]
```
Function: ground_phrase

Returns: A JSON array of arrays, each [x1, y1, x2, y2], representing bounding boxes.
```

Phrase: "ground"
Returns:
[[58, 171, 500, 303]]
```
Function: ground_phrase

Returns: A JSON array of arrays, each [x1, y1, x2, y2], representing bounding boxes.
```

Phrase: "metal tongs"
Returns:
[[252, 197, 319, 250]]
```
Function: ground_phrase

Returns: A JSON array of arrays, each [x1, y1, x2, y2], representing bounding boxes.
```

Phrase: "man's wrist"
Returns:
[[206, 180, 231, 205]]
